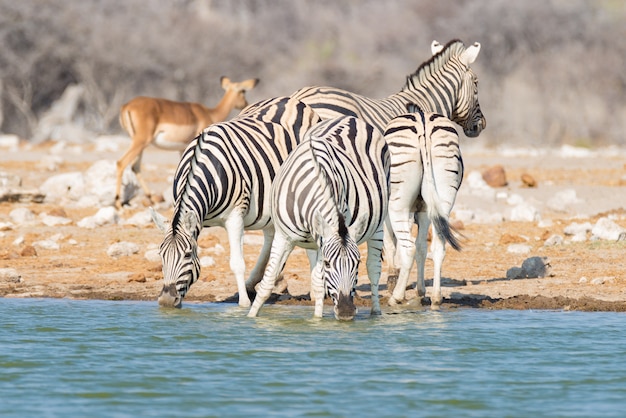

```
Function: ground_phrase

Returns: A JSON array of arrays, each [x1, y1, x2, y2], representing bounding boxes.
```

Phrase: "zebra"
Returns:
[[291, 39, 485, 138], [383, 104, 464, 307], [151, 96, 320, 308], [247, 116, 390, 320]]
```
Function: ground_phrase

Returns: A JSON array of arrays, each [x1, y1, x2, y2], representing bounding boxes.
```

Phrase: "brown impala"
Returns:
[[115, 76, 259, 208]]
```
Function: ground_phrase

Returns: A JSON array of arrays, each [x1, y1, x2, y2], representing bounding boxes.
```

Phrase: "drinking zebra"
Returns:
[[151, 96, 320, 308], [247, 116, 390, 320], [384, 104, 464, 306], [291, 39, 485, 138]]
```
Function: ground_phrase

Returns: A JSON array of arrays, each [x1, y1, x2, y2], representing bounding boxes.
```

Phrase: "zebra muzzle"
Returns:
[[158, 284, 182, 308], [334, 292, 357, 321]]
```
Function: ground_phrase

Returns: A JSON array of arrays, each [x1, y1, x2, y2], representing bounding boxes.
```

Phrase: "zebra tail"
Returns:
[[418, 120, 462, 252]]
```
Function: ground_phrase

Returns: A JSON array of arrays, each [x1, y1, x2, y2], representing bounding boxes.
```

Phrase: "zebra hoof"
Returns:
[[387, 296, 401, 306]]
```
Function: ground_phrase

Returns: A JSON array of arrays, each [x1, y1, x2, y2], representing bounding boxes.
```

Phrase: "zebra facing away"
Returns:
[[151, 96, 320, 308], [384, 104, 464, 307], [247, 116, 390, 320], [291, 39, 485, 138]]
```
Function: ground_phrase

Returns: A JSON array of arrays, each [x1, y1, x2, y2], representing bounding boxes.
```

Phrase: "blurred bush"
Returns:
[[0, 0, 624, 146]]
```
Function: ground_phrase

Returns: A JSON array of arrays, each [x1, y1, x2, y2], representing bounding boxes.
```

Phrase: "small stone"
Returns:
[[128, 273, 146, 283], [107, 241, 139, 258], [0, 268, 21, 283], [544, 234, 564, 246], [20, 245, 37, 257], [521, 173, 537, 188], [507, 243, 531, 254], [482, 165, 508, 188]]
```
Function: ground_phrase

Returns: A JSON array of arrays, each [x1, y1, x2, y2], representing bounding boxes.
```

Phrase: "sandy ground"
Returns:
[[1, 139, 626, 313]]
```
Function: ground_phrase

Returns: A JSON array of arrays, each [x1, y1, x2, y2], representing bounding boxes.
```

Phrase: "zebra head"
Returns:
[[449, 41, 486, 138], [151, 208, 201, 308], [314, 211, 360, 321]]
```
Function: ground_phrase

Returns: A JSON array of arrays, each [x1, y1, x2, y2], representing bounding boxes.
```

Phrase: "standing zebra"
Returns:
[[384, 104, 464, 306], [247, 116, 390, 320], [291, 39, 485, 138], [151, 96, 320, 308]]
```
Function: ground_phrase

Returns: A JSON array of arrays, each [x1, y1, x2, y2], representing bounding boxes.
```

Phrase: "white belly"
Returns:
[[153, 123, 199, 150]]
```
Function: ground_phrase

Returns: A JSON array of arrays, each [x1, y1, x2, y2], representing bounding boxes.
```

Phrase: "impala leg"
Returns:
[[225, 213, 250, 308], [116, 143, 147, 208], [248, 233, 293, 317], [366, 230, 384, 315], [245, 226, 275, 293], [130, 152, 153, 201], [415, 212, 430, 299]]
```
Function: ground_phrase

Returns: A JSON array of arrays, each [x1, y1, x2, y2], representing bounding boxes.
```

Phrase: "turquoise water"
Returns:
[[1, 299, 625, 417]]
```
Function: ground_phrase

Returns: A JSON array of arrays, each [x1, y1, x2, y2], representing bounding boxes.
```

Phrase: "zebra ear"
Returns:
[[431, 40, 444, 55], [182, 212, 198, 236], [313, 210, 332, 243], [460, 42, 481, 66], [150, 207, 169, 234]]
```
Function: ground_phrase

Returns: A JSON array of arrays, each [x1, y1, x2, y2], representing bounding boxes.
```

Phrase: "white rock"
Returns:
[[12, 235, 25, 246], [0, 172, 22, 188], [144, 249, 161, 263], [0, 268, 21, 282], [10, 208, 36, 224], [510, 204, 540, 222], [77, 207, 119, 229], [107, 241, 139, 258], [563, 221, 592, 236], [0, 221, 14, 231], [40, 172, 85, 202], [570, 232, 588, 242], [41, 215, 72, 226], [84, 160, 139, 207], [544, 234, 564, 246], [123, 210, 154, 227], [591, 217, 626, 241], [507, 244, 532, 254], [33, 239, 60, 250], [0, 134, 20, 150], [559, 144, 593, 158], [506, 193, 525, 206], [200, 256, 215, 267]]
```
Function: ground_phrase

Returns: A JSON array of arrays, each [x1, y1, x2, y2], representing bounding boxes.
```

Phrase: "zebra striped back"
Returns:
[[248, 116, 390, 320], [384, 104, 463, 307], [291, 39, 485, 138], [155, 96, 320, 308]]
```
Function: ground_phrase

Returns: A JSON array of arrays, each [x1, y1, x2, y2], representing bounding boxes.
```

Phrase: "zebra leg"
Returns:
[[224, 212, 251, 308], [388, 212, 417, 305], [247, 233, 293, 317], [310, 254, 326, 318], [414, 212, 431, 299], [430, 224, 447, 306], [366, 231, 384, 316], [383, 222, 400, 293], [245, 226, 275, 293]]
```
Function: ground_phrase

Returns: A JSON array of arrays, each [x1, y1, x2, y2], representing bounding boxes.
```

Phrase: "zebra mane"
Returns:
[[337, 212, 349, 245], [402, 39, 466, 92]]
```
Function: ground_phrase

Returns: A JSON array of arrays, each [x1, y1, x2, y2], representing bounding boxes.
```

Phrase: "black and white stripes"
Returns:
[[247, 116, 390, 319], [152, 96, 320, 308], [384, 105, 464, 306], [291, 39, 485, 138]]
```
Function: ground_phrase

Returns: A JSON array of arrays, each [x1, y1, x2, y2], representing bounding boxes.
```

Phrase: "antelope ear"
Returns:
[[182, 211, 198, 235], [431, 40, 444, 55], [243, 78, 259, 90], [460, 42, 481, 66], [220, 76, 231, 90], [150, 207, 169, 233]]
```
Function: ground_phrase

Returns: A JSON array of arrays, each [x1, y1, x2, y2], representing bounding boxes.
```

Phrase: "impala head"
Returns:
[[221, 76, 260, 110], [315, 211, 360, 321], [151, 208, 201, 308], [434, 40, 486, 138]]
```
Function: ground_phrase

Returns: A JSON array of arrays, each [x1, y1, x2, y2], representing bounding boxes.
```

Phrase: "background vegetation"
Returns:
[[1, 0, 625, 146]]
